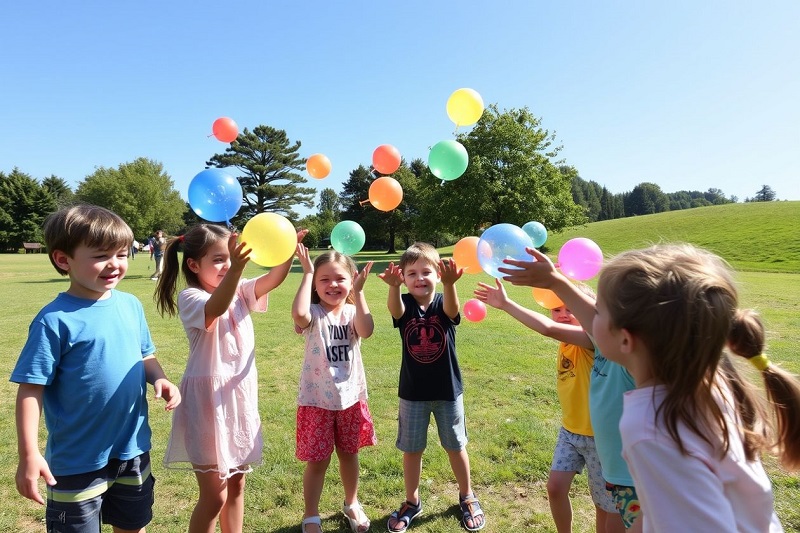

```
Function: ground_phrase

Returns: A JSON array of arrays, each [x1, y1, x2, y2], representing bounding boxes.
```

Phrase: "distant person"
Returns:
[[11, 204, 181, 532], [131, 239, 139, 259], [155, 224, 305, 533], [475, 279, 622, 533], [378, 243, 486, 532], [291, 246, 376, 533], [149, 230, 165, 281]]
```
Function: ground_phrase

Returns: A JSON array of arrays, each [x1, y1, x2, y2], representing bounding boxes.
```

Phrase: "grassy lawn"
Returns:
[[1, 205, 798, 531]]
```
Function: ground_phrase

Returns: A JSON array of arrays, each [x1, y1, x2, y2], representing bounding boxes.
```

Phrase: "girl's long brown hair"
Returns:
[[154, 224, 230, 317], [598, 243, 800, 470], [311, 251, 357, 306]]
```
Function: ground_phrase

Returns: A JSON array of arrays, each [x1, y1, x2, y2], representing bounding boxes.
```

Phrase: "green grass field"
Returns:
[[1, 203, 798, 532]]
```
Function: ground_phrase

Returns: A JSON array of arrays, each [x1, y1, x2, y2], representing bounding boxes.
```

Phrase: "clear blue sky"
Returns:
[[2, 0, 798, 219]]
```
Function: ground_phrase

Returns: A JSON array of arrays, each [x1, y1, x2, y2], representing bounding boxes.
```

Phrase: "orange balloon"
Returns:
[[306, 153, 331, 179], [372, 144, 401, 175], [453, 236, 482, 274], [532, 287, 564, 309], [212, 117, 238, 143], [368, 176, 403, 211]]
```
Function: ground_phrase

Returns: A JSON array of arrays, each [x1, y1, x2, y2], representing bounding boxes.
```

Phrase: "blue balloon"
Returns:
[[477, 223, 534, 278], [522, 221, 548, 248], [330, 220, 366, 255], [188, 168, 243, 222]]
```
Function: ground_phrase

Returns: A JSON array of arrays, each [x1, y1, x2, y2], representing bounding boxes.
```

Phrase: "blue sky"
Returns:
[[2, 0, 798, 219]]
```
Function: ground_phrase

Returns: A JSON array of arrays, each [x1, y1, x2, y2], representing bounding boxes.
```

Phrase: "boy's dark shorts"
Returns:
[[46, 452, 154, 533]]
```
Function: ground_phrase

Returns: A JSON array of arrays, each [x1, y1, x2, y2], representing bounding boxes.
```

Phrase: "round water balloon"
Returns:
[[372, 144, 402, 175], [446, 88, 484, 127], [240, 212, 297, 267], [522, 221, 548, 248], [453, 236, 482, 274], [558, 238, 603, 280], [463, 299, 487, 322], [477, 223, 534, 279], [368, 176, 403, 211], [532, 287, 564, 310], [212, 117, 238, 143], [306, 153, 331, 179], [330, 220, 366, 255], [428, 140, 468, 181], [188, 168, 243, 222]]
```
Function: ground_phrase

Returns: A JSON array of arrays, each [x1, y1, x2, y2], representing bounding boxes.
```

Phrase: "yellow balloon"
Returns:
[[446, 88, 484, 127], [240, 212, 296, 267]]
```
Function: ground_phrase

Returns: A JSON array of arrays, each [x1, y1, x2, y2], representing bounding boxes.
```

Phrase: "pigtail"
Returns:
[[729, 309, 800, 470], [154, 236, 182, 317]]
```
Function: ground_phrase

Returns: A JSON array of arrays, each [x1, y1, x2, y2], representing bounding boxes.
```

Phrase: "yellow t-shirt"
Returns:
[[556, 342, 594, 436]]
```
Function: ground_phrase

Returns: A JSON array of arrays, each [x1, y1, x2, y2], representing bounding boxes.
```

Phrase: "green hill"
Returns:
[[540, 201, 800, 273]]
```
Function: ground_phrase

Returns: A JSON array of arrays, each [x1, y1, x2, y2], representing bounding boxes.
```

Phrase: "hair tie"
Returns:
[[178, 235, 185, 243], [749, 354, 771, 372]]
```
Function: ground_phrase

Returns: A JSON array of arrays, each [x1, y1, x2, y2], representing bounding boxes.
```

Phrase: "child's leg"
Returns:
[[547, 469, 577, 533], [303, 457, 332, 519], [190, 469, 229, 533], [402, 450, 424, 505], [445, 447, 473, 498], [337, 449, 360, 506], [218, 472, 246, 533], [600, 507, 626, 533]]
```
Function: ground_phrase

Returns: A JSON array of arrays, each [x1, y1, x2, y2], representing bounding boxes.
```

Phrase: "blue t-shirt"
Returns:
[[11, 290, 156, 476], [589, 347, 636, 486]]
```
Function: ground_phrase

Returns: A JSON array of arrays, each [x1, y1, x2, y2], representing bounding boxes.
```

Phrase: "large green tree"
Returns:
[[0, 168, 57, 251], [75, 158, 186, 238], [418, 105, 585, 236], [624, 182, 670, 216], [206, 125, 316, 222]]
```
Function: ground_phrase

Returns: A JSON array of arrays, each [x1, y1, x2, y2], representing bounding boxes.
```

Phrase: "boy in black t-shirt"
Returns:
[[378, 242, 486, 532]]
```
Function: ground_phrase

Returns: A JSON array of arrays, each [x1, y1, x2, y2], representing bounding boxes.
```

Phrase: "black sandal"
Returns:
[[387, 500, 422, 533], [459, 494, 486, 531]]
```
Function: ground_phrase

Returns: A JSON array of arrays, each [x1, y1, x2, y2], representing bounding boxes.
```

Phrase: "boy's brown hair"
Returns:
[[398, 242, 440, 271], [43, 204, 133, 275]]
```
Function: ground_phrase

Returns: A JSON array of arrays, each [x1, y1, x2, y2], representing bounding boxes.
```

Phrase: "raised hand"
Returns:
[[498, 247, 558, 288], [228, 232, 252, 271], [354, 261, 374, 293], [439, 257, 463, 286], [378, 262, 404, 286], [296, 244, 313, 275], [474, 278, 509, 309]]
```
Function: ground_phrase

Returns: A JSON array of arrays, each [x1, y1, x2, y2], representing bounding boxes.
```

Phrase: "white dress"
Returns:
[[163, 278, 267, 478]]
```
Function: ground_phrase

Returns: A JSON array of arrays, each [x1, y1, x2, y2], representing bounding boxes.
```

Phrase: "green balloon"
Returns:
[[428, 140, 468, 181], [330, 220, 366, 255]]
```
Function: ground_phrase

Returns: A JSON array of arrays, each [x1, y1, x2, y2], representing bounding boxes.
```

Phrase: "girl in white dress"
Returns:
[[155, 224, 303, 533], [291, 246, 376, 533]]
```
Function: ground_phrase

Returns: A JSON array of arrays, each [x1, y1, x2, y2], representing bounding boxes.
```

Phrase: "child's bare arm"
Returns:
[[378, 262, 405, 319], [254, 229, 308, 299], [15, 383, 54, 505], [143, 356, 181, 410], [353, 261, 375, 338], [475, 279, 592, 348], [500, 248, 597, 331], [291, 244, 314, 330], [440, 258, 463, 319]]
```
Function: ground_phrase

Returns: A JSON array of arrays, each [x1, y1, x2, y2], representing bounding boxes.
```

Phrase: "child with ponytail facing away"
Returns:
[[155, 224, 304, 533], [505, 243, 800, 531]]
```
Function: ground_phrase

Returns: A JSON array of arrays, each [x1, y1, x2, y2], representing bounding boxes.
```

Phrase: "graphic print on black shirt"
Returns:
[[403, 315, 446, 364]]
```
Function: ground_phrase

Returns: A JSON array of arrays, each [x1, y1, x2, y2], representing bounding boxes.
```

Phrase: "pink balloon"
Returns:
[[463, 299, 487, 322], [558, 238, 603, 280]]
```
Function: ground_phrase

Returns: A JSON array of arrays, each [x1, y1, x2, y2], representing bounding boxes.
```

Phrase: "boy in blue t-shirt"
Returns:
[[11, 204, 180, 533]]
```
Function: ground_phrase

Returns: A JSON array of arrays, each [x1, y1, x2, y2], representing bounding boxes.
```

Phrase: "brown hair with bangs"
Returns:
[[311, 251, 357, 306]]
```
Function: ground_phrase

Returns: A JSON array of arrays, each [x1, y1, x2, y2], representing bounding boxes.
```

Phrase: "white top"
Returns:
[[620, 384, 783, 532], [297, 303, 368, 411], [163, 278, 267, 478]]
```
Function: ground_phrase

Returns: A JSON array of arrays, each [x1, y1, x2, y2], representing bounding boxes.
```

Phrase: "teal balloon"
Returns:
[[427, 140, 468, 181], [330, 220, 365, 255], [522, 221, 548, 248]]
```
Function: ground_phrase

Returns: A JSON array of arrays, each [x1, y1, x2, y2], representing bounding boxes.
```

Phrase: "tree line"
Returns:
[[0, 105, 782, 253]]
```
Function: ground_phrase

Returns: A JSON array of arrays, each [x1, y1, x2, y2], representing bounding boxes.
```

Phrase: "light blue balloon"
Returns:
[[330, 220, 365, 255], [477, 223, 534, 278], [188, 168, 243, 222], [522, 221, 548, 248]]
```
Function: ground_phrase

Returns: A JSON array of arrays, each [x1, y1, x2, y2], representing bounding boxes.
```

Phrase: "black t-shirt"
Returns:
[[393, 292, 463, 401]]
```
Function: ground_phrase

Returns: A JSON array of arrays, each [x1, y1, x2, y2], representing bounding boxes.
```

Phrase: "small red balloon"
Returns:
[[212, 117, 239, 143], [372, 144, 401, 175], [464, 299, 487, 322]]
